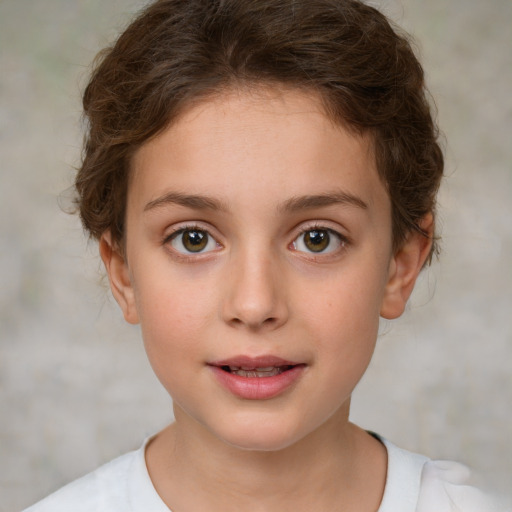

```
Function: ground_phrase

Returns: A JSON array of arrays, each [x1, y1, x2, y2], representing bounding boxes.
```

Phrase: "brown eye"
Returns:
[[304, 230, 330, 252], [182, 230, 207, 252], [292, 228, 343, 254], [170, 228, 217, 254]]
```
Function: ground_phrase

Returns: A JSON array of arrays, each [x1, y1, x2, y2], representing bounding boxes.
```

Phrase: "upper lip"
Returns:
[[208, 355, 301, 368]]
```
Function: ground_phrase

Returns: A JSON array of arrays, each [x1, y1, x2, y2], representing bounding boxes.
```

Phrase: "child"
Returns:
[[23, 0, 502, 511]]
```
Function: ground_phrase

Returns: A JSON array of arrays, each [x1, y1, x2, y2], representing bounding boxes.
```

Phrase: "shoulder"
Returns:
[[377, 437, 503, 512], [22, 450, 138, 512], [417, 459, 504, 512], [22, 440, 169, 512]]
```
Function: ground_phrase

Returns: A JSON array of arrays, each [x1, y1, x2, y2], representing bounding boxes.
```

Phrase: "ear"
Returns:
[[380, 214, 434, 319], [99, 231, 139, 324]]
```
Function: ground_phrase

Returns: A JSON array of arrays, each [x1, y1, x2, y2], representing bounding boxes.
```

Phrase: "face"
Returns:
[[102, 88, 430, 451]]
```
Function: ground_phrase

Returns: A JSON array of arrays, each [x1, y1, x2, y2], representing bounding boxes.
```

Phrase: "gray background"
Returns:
[[1, 1, 511, 510]]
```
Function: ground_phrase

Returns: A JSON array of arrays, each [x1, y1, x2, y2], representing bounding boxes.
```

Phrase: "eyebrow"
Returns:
[[143, 190, 368, 214], [278, 191, 368, 213], [144, 192, 228, 213]]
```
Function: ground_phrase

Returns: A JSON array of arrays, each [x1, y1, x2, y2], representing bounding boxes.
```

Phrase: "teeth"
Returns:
[[241, 366, 274, 371], [228, 366, 277, 371], [231, 367, 285, 378]]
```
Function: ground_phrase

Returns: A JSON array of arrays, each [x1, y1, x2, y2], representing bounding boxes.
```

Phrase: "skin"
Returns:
[[100, 87, 433, 512]]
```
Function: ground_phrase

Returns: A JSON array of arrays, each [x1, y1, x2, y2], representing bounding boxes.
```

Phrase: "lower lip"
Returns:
[[209, 365, 305, 400]]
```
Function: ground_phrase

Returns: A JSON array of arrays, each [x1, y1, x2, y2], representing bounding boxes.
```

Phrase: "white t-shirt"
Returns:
[[23, 437, 501, 512]]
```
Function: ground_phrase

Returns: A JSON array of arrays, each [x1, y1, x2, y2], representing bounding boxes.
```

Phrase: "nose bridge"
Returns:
[[222, 240, 288, 330]]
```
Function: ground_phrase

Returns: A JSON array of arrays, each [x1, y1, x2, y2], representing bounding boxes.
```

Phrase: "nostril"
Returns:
[[221, 273, 288, 330], [227, 315, 279, 330]]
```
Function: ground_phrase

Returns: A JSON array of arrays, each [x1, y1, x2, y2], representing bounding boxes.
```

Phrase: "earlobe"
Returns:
[[380, 214, 434, 320], [99, 232, 140, 324]]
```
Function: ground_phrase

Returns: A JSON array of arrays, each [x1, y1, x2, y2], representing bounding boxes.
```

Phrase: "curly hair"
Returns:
[[76, 0, 443, 262]]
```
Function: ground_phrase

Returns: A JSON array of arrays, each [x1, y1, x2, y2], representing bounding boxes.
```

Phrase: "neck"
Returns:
[[146, 403, 387, 512]]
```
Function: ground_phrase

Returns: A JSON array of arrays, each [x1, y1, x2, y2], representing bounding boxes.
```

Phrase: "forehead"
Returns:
[[129, 87, 388, 219]]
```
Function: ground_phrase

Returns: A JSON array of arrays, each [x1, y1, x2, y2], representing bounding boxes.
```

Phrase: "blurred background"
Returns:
[[1, 0, 511, 510]]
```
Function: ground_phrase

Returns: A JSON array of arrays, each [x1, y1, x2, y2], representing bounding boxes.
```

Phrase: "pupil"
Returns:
[[305, 230, 329, 252], [184, 230, 207, 252]]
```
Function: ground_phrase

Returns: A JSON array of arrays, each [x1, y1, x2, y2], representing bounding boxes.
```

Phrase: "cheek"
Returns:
[[298, 265, 386, 331], [133, 274, 215, 373], [295, 263, 386, 372]]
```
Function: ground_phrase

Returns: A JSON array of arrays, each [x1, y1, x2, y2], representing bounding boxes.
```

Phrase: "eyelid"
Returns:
[[163, 220, 219, 240], [163, 222, 223, 257], [290, 222, 350, 256], [292, 220, 350, 241]]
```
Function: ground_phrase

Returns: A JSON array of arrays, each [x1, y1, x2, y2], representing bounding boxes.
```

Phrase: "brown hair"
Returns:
[[76, 0, 443, 261]]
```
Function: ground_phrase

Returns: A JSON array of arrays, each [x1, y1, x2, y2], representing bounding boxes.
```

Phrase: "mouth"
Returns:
[[219, 365, 296, 378], [208, 356, 306, 400]]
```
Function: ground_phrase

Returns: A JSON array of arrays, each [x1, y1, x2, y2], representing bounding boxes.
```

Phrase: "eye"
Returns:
[[292, 228, 344, 254], [168, 228, 219, 254]]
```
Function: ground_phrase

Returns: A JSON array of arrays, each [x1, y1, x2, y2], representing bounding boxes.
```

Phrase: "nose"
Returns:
[[221, 247, 289, 331]]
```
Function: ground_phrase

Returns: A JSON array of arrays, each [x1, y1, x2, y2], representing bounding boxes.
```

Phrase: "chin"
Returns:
[[223, 433, 302, 453], [210, 415, 309, 453]]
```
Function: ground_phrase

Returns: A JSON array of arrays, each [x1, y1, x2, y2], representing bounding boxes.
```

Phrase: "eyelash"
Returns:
[[291, 224, 348, 256], [163, 224, 221, 257], [163, 223, 349, 258]]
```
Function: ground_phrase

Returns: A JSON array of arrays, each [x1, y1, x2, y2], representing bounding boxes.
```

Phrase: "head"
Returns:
[[76, 0, 443, 260], [75, 0, 444, 450]]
